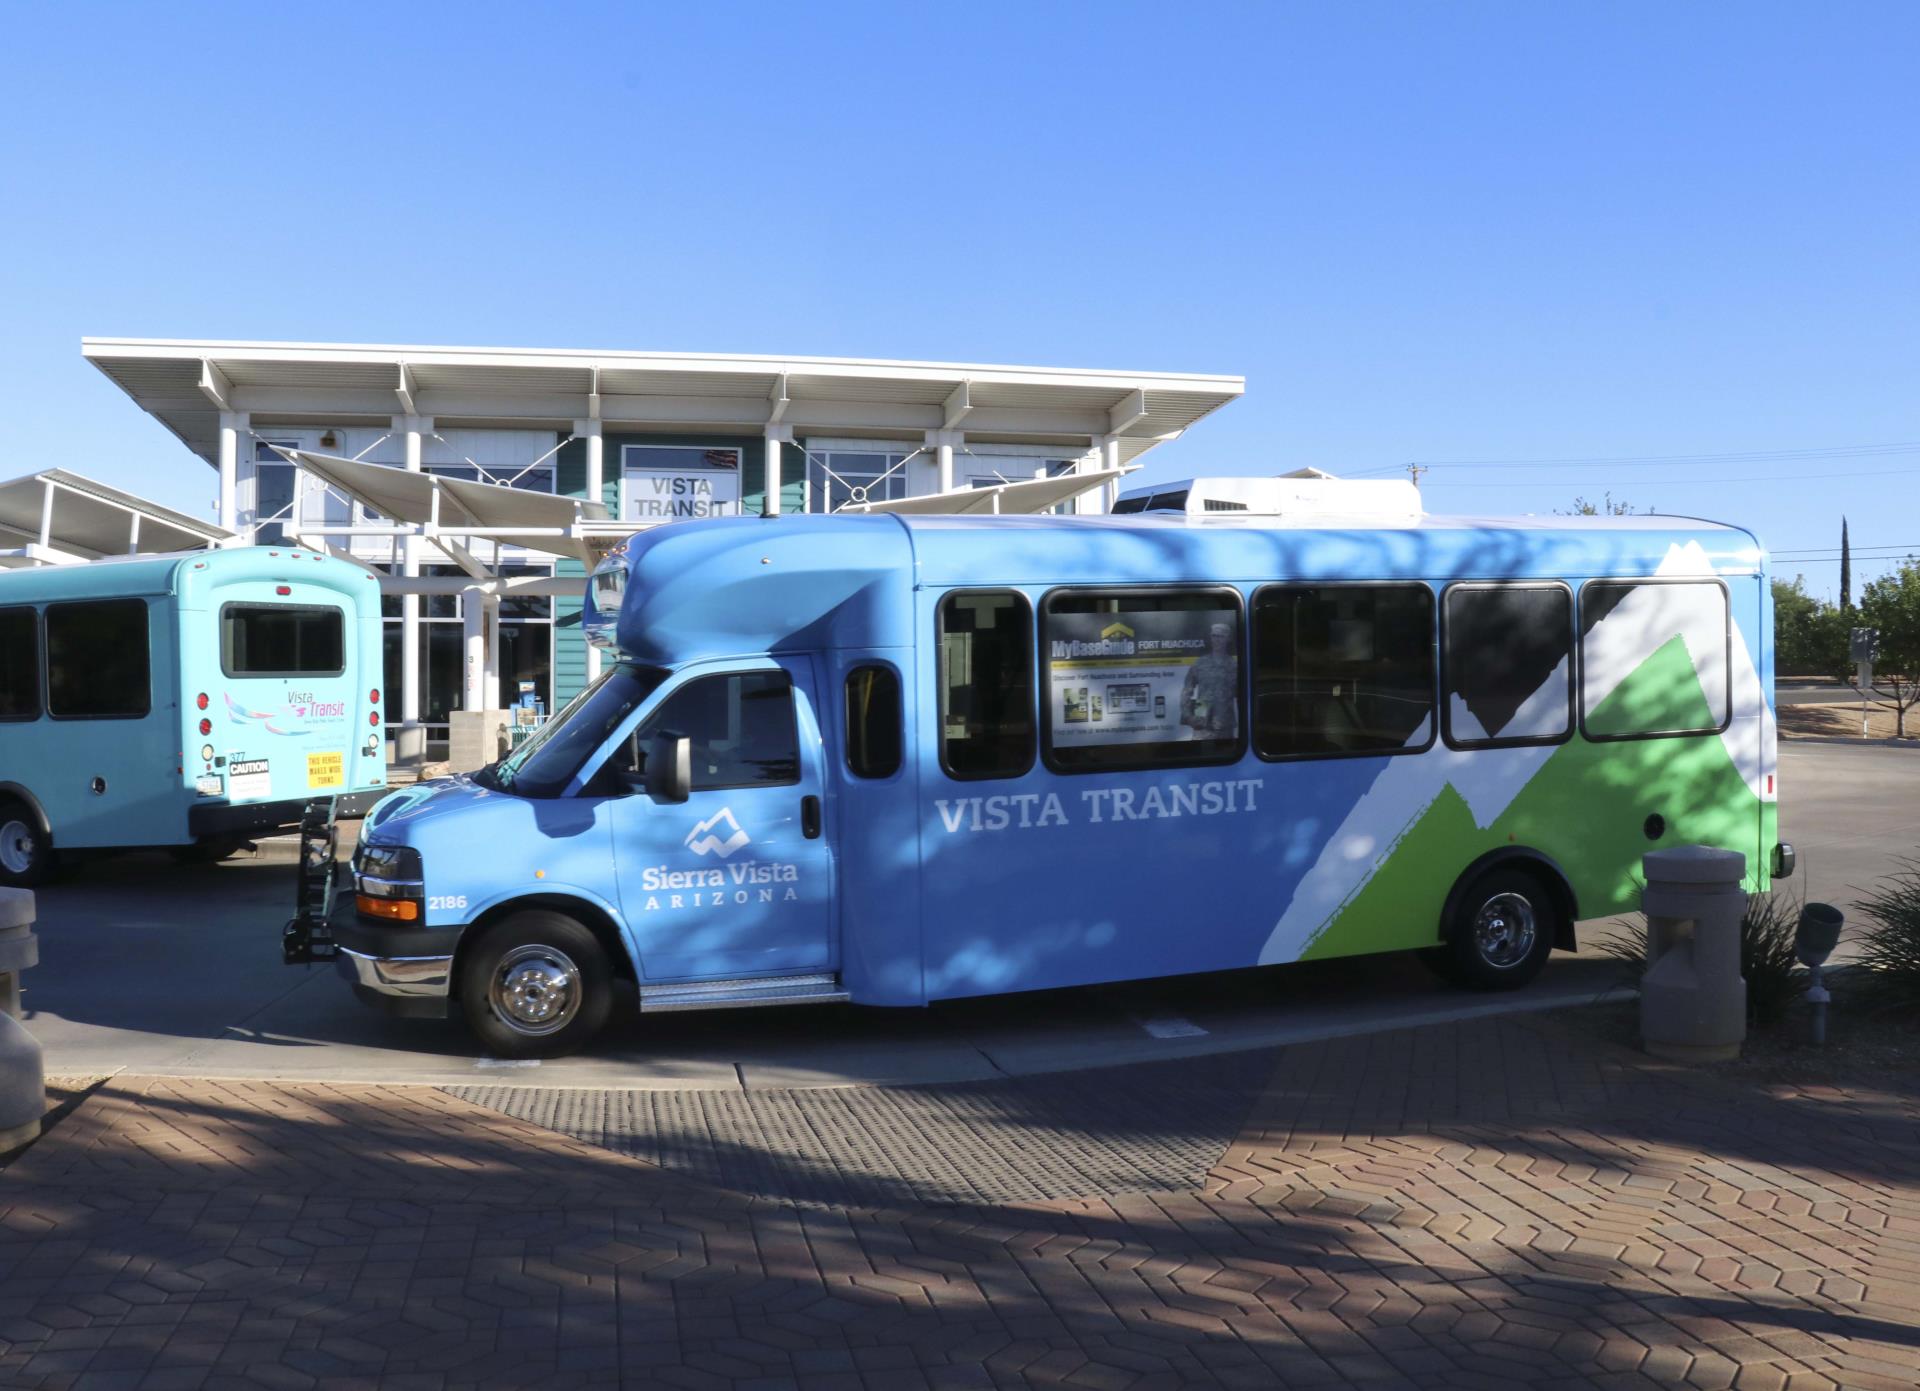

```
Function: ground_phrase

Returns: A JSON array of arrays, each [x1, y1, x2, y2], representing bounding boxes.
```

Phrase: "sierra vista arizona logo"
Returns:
[[638, 808, 800, 910]]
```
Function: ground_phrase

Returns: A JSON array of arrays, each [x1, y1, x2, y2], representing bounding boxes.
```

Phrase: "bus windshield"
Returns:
[[484, 662, 667, 798]]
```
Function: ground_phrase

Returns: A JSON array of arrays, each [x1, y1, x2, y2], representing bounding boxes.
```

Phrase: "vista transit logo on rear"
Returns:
[[225, 690, 349, 736]]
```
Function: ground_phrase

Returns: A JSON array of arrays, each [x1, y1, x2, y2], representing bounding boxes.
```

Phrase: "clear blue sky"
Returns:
[[2, 2, 1913, 597]]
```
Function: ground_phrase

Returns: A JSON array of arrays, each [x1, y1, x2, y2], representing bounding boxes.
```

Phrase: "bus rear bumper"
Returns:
[[190, 787, 388, 838], [336, 948, 454, 1019]]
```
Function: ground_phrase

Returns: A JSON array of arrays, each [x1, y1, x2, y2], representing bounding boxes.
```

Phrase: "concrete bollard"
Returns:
[[1640, 846, 1748, 1062], [0, 887, 44, 1149]]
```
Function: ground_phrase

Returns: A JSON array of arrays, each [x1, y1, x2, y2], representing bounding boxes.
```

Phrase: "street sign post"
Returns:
[[1852, 627, 1879, 735]]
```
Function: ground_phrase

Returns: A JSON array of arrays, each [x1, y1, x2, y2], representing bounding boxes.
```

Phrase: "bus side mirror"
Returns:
[[645, 734, 691, 804]]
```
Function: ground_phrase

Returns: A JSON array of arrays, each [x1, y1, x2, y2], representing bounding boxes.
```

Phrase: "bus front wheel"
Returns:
[[0, 803, 55, 889], [1427, 867, 1558, 991], [458, 910, 613, 1059]]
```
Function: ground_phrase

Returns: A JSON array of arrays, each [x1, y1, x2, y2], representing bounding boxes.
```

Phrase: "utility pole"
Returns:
[[1406, 462, 1427, 488]]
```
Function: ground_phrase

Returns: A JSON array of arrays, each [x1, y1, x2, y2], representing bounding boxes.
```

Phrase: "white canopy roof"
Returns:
[[0, 468, 232, 566], [844, 466, 1133, 516], [85, 338, 1243, 471], [285, 449, 610, 565]]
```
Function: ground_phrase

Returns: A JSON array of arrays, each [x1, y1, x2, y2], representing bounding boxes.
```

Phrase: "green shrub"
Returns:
[[1600, 892, 1807, 1028], [1852, 859, 1920, 1009]]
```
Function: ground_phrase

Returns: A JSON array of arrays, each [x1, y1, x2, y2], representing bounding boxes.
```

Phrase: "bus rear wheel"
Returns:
[[0, 804, 55, 888], [1428, 866, 1558, 991], [459, 910, 612, 1059]]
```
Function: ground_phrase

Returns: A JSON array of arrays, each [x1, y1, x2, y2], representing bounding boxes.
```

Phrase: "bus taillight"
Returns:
[[369, 688, 380, 704], [198, 718, 212, 736], [196, 693, 209, 710], [368, 711, 380, 726]]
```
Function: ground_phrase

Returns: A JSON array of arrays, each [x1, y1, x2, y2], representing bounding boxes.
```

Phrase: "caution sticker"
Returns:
[[306, 750, 345, 790]]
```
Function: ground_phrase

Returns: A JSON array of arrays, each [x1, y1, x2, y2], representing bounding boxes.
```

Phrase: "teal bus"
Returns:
[[0, 546, 387, 884]]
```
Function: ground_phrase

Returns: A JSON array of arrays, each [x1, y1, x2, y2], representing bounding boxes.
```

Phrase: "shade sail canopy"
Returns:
[[843, 466, 1133, 516], [0, 468, 232, 564], [286, 449, 609, 563]]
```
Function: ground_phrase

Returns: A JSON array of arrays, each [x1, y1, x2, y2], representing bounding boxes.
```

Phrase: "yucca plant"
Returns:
[[1851, 859, 1920, 1011], [1600, 891, 1807, 1028]]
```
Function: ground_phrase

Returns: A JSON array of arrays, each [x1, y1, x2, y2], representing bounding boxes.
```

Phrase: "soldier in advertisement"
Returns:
[[1180, 621, 1239, 738]]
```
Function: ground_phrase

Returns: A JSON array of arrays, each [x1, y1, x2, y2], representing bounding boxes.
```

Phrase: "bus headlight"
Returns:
[[354, 843, 424, 922]]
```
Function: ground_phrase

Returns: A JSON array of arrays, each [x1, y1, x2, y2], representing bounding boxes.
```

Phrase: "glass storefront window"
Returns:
[[806, 451, 911, 513]]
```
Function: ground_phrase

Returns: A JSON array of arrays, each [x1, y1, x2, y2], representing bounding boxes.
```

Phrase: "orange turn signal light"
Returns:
[[356, 894, 419, 921]]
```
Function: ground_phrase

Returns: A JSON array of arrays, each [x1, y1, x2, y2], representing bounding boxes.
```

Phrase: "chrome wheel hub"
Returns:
[[1473, 892, 1537, 968], [491, 944, 581, 1035], [0, 820, 34, 875]]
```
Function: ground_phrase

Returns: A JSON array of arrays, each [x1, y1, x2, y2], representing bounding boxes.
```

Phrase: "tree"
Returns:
[[1771, 576, 1849, 678], [1840, 517, 1852, 611], [1558, 493, 1642, 516], [1857, 559, 1920, 737]]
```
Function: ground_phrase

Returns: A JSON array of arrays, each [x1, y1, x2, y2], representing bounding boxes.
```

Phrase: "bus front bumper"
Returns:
[[191, 787, 390, 839], [331, 907, 463, 1020]]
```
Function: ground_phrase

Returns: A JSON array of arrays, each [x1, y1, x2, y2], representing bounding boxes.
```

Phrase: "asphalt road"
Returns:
[[19, 739, 1915, 1090]]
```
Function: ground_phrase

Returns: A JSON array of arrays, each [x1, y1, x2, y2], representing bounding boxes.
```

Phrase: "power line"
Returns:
[[1352, 439, 1920, 478], [1423, 465, 1920, 488]]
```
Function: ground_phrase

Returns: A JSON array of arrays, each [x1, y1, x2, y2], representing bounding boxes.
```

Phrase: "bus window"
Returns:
[[938, 591, 1034, 780], [0, 607, 38, 721], [221, 603, 345, 677], [1252, 584, 1434, 759], [1442, 584, 1573, 748], [1040, 587, 1244, 772], [1581, 580, 1730, 738], [625, 671, 799, 789], [46, 599, 150, 720], [844, 665, 902, 779]]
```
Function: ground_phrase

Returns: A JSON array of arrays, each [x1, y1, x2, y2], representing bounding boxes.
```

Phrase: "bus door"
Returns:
[[606, 657, 836, 981]]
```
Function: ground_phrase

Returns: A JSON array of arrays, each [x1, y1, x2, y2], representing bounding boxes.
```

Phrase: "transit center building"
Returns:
[[83, 339, 1243, 755]]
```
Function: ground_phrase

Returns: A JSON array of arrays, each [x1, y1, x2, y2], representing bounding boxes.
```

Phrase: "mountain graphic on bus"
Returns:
[[685, 807, 751, 859], [1099, 621, 1135, 640]]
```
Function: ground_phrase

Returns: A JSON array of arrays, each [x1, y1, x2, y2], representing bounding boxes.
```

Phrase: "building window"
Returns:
[[46, 599, 149, 720], [807, 450, 912, 513], [221, 604, 346, 678], [844, 665, 903, 779], [620, 445, 741, 521], [378, 563, 554, 733], [938, 591, 1035, 780], [425, 461, 556, 493], [252, 441, 300, 544], [1252, 584, 1435, 760], [0, 607, 39, 721], [1442, 584, 1574, 748], [1581, 580, 1730, 739], [1040, 587, 1245, 772]]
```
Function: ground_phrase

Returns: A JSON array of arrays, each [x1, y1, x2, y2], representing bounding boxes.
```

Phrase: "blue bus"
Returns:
[[0, 547, 387, 883], [331, 502, 1785, 1057]]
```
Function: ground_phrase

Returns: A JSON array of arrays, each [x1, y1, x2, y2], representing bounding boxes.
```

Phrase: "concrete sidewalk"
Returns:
[[3, 1012, 1916, 1389]]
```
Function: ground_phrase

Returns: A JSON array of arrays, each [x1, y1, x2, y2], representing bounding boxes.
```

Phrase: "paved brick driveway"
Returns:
[[1, 1014, 1915, 1389]]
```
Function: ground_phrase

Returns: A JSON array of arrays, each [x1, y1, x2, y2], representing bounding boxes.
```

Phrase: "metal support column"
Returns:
[[218, 412, 248, 534], [398, 415, 430, 729]]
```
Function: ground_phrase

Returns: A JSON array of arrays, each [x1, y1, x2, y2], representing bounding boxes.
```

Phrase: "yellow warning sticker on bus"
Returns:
[[306, 750, 346, 790]]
